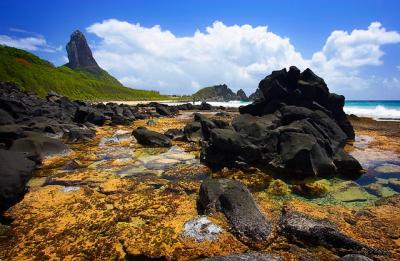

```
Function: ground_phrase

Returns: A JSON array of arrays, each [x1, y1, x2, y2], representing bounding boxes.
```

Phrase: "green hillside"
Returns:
[[0, 45, 168, 101], [192, 86, 216, 100]]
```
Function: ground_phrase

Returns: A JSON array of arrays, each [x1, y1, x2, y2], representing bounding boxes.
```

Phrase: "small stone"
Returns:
[[182, 216, 222, 242]]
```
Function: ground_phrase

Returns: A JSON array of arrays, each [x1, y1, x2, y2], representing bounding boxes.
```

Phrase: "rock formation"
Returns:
[[200, 66, 363, 179], [236, 89, 249, 101], [66, 30, 102, 75], [249, 88, 263, 100], [192, 84, 241, 101]]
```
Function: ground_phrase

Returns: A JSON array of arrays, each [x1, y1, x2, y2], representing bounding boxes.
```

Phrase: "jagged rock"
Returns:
[[203, 252, 284, 261], [0, 149, 36, 212], [66, 30, 102, 74], [198, 179, 272, 241], [279, 210, 382, 254], [132, 127, 172, 147], [236, 89, 249, 101], [201, 67, 362, 179]]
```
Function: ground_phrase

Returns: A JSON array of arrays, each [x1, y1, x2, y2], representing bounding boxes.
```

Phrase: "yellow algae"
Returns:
[[1, 115, 400, 260]]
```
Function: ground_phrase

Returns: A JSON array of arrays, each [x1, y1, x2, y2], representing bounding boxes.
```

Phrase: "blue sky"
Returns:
[[0, 0, 400, 99]]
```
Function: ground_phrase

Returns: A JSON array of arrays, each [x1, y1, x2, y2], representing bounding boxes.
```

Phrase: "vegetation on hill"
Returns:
[[0, 45, 170, 101]]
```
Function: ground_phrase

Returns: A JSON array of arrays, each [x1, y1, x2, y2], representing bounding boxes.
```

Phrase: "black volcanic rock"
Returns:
[[198, 179, 272, 241], [236, 89, 249, 101], [66, 30, 102, 74], [0, 149, 36, 212], [279, 210, 384, 255], [132, 127, 172, 147], [201, 67, 362, 179]]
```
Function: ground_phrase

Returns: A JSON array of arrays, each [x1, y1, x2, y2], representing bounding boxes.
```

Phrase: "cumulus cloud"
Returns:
[[84, 20, 400, 96], [0, 30, 61, 53]]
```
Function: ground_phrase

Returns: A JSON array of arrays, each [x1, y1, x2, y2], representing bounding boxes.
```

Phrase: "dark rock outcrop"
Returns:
[[0, 149, 36, 212], [66, 30, 102, 75], [198, 179, 272, 241], [201, 67, 362, 179], [279, 210, 383, 255], [132, 127, 172, 147], [203, 252, 283, 261]]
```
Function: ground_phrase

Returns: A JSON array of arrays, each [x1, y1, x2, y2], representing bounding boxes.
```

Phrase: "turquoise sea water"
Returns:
[[168, 100, 400, 120]]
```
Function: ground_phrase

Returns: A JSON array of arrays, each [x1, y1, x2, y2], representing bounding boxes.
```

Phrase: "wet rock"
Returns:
[[0, 149, 36, 212], [184, 121, 203, 142], [164, 128, 185, 141], [111, 114, 133, 126], [203, 252, 284, 261], [198, 179, 272, 241], [279, 210, 378, 253], [155, 104, 177, 116], [65, 126, 96, 142], [132, 127, 172, 147], [74, 106, 106, 126], [339, 254, 373, 261], [181, 216, 222, 241], [10, 132, 69, 163]]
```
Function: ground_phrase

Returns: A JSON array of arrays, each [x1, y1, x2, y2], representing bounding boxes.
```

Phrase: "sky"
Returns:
[[0, 0, 400, 99]]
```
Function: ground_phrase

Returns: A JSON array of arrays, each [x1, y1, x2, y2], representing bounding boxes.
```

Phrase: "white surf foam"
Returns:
[[344, 105, 400, 120]]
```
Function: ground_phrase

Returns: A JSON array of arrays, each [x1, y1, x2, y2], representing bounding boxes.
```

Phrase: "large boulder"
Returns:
[[0, 149, 36, 212], [198, 179, 272, 241], [132, 127, 172, 147], [202, 67, 362, 179]]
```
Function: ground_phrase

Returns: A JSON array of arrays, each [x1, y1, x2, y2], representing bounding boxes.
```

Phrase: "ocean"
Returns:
[[168, 100, 400, 120]]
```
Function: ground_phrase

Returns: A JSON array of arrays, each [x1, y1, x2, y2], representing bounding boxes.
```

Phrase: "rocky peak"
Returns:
[[236, 89, 248, 101], [66, 30, 102, 75]]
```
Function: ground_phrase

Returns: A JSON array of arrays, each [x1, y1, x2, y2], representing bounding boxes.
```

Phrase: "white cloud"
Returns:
[[0, 34, 61, 53], [308, 22, 400, 95], [87, 19, 307, 94]]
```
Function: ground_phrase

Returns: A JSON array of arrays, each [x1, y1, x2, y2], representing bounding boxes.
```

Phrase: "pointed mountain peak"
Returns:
[[66, 30, 102, 75]]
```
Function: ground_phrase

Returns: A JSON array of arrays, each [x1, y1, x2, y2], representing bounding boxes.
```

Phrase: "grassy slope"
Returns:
[[191, 86, 217, 100], [0, 45, 169, 101]]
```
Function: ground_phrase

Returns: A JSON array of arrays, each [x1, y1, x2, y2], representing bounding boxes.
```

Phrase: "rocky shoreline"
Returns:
[[0, 68, 400, 260]]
